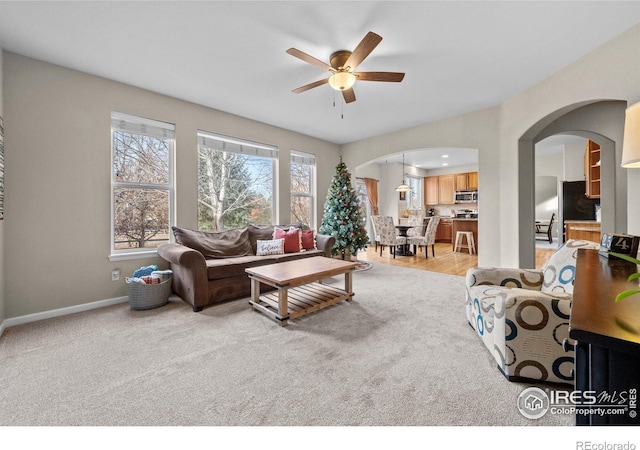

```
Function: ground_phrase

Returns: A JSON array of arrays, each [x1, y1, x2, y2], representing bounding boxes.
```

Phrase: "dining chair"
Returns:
[[535, 212, 555, 244], [407, 216, 440, 258], [376, 216, 406, 259]]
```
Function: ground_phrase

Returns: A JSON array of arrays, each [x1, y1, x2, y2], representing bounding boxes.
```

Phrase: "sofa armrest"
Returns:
[[157, 243, 208, 311], [315, 234, 336, 258], [466, 267, 544, 291], [502, 289, 574, 383]]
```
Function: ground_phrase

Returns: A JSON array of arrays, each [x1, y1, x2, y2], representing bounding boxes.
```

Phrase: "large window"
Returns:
[[198, 131, 277, 231], [111, 112, 175, 258], [407, 176, 422, 210], [290, 150, 315, 227]]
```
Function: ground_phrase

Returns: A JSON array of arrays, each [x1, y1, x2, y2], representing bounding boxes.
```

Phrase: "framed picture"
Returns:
[[399, 191, 406, 201]]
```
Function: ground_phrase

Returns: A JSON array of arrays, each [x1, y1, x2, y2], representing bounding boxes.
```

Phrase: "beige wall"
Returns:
[[3, 52, 339, 318], [342, 24, 640, 267], [0, 49, 5, 328], [342, 106, 501, 265], [3, 24, 640, 321]]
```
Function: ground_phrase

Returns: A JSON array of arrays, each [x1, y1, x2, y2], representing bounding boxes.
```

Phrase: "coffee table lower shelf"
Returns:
[[250, 282, 352, 324]]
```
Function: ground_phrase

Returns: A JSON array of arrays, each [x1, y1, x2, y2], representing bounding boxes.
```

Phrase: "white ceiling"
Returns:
[[0, 1, 638, 150]]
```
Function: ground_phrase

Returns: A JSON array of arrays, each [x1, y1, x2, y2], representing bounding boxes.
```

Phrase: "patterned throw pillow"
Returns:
[[274, 227, 302, 253], [256, 238, 285, 256]]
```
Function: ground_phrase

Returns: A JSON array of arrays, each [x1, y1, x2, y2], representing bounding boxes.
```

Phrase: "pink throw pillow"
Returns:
[[274, 227, 301, 253]]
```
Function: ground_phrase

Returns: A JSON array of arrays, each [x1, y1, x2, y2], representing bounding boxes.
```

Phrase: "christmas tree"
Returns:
[[319, 157, 369, 259]]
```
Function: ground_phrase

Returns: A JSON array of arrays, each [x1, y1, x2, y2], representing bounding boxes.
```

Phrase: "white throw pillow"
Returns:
[[256, 238, 285, 256]]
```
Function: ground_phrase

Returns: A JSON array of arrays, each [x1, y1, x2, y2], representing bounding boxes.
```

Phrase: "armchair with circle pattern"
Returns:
[[465, 239, 601, 384]]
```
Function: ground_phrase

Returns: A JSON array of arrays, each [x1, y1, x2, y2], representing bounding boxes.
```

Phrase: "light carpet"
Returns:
[[0, 262, 573, 427]]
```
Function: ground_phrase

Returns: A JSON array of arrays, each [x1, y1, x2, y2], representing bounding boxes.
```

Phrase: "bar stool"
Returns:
[[454, 231, 476, 254]]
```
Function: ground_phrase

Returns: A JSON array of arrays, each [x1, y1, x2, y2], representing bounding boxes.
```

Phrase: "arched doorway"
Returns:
[[518, 100, 628, 268]]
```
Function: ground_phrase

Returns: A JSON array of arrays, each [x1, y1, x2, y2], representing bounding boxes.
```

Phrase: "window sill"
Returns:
[[108, 250, 159, 262]]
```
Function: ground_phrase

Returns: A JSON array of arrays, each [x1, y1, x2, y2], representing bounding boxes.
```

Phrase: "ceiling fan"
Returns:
[[286, 31, 405, 104]]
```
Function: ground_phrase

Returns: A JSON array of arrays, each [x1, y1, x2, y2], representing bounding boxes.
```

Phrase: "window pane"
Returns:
[[114, 187, 170, 249], [407, 177, 421, 209], [113, 131, 170, 184], [291, 195, 311, 225], [198, 148, 274, 231], [291, 162, 311, 194]]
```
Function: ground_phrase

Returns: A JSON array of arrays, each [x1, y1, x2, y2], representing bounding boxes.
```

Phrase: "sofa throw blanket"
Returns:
[[172, 226, 253, 258]]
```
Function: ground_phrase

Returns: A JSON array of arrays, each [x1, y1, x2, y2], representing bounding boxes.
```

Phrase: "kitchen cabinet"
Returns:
[[455, 173, 469, 191], [468, 172, 478, 190], [564, 220, 601, 243], [584, 140, 600, 199], [455, 172, 479, 191], [438, 175, 455, 205], [424, 176, 439, 205], [436, 218, 452, 243], [451, 219, 478, 251], [424, 171, 477, 206]]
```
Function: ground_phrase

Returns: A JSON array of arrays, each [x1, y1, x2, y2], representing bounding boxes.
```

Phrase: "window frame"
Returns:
[[197, 130, 278, 231], [406, 175, 422, 210], [290, 150, 316, 228], [109, 112, 175, 262]]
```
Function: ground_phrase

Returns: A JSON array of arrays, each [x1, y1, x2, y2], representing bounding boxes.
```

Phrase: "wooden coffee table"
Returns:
[[245, 256, 358, 326]]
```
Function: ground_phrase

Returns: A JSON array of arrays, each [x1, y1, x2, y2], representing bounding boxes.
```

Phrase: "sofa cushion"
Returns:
[[274, 227, 302, 253], [204, 249, 325, 280], [247, 224, 275, 255], [172, 226, 253, 258]]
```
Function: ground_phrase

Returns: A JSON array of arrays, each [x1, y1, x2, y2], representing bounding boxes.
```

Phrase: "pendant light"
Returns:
[[622, 102, 640, 168], [395, 154, 411, 192]]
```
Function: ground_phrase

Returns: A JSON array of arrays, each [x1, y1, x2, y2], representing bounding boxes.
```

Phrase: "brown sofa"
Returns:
[[157, 224, 336, 311]]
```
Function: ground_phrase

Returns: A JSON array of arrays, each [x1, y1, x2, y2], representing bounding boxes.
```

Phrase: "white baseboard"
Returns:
[[1, 296, 129, 333]]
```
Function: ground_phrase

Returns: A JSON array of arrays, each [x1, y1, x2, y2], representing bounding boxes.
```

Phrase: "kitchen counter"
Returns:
[[452, 218, 478, 252], [564, 220, 601, 243]]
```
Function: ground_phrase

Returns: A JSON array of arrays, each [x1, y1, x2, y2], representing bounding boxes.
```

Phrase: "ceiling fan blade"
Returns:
[[344, 31, 383, 70], [292, 78, 329, 94], [355, 72, 405, 82], [342, 88, 356, 104], [286, 48, 332, 71]]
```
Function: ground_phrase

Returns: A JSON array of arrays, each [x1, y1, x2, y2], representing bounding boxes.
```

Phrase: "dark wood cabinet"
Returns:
[[436, 218, 452, 242], [570, 249, 640, 425], [451, 219, 478, 251]]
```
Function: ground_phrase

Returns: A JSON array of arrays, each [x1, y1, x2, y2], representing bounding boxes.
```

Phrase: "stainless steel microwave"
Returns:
[[455, 190, 478, 203]]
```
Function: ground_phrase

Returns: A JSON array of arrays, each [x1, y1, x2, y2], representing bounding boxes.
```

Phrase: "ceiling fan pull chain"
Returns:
[[341, 97, 345, 119]]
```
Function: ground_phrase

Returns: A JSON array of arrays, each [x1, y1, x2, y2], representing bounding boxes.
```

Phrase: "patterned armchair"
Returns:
[[408, 216, 440, 258], [465, 239, 601, 384], [375, 216, 406, 258]]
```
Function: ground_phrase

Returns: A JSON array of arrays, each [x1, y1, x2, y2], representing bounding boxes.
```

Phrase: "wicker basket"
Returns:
[[127, 277, 172, 310]]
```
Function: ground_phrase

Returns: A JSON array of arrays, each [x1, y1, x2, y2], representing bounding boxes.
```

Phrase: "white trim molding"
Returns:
[[1, 296, 130, 333]]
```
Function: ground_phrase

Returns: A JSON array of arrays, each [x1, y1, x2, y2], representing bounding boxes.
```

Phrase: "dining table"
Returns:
[[395, 224, 414, 256]]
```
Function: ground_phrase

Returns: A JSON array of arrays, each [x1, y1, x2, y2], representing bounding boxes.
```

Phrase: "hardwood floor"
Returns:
[[356, 243, 556, 276], [357, 243, 478, 277]]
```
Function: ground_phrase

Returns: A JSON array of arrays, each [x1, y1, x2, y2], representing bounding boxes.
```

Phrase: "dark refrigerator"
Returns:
[[558, 181, 600, 242]]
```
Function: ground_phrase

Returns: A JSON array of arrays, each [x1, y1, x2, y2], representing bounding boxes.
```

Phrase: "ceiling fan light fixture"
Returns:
[[328, 71, 356, 91]]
